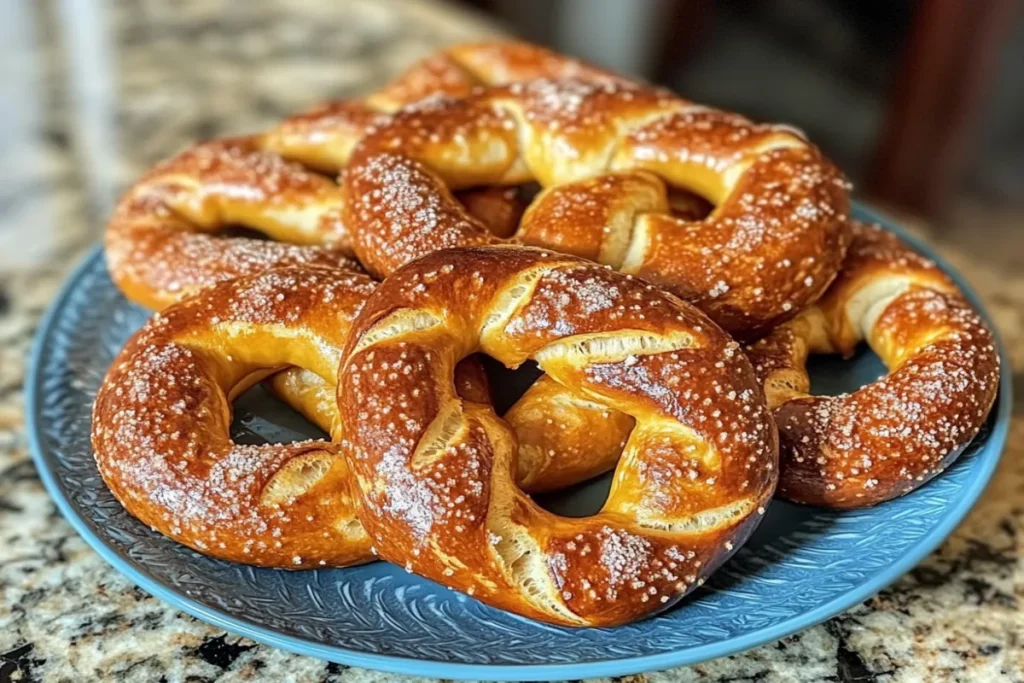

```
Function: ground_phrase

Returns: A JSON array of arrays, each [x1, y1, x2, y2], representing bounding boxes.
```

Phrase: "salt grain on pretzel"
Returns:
[[337, 246, 778, 626], [745, 222, 999, 507], [93, 268, 374, 567], [93, 266, 631, 567], [105, 41, 625, 453], [343, 78, 852, 337], [106, 41, 622, 311]]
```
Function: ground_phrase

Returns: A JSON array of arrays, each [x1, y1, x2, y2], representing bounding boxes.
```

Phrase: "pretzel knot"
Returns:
[[92, 266, 630, 568], [343, 79, 852, 337], [103, 41, 624, 456], [106, 41, 624, 311], [338, 247, 778, 627], [745, 223, 1000, 508]]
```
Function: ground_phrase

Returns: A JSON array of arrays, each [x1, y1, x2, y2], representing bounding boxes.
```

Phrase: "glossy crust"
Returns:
[[92, 266, 631, 568], [263, 41, 630, 171], [343, 80, 852, 337], [105, 137, 360, 310], [106, 41, 620, 311], [92, 268, 374, 568], [745, 223, 1000, 508], [104, 136, 523, 310], [337, 246, 778, 626], [104, 41, 616, 449]]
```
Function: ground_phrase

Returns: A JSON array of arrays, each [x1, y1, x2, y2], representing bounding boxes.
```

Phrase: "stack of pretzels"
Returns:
[[91, 41, 999, 627]]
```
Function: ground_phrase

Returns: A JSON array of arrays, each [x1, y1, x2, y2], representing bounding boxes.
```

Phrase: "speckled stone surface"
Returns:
[[0, 1, 1021, 682]]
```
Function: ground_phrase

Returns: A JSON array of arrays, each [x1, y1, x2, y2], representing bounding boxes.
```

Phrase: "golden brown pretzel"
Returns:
[[343, 79, 852, 337], [263, 41, 629, 172], [102, 142, 622, 492], [92, 266, 629, 568], [106, 41, 623, 311], [105, 137, 525, 310], [104, 41, 622, 452], [337, 246, 778, 626], [105, 138, 360, 310], [93, 268, 374, 568], [745, 222, 1000, 507]]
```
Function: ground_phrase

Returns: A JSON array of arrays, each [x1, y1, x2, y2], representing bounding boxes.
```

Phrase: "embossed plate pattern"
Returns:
[[28, 207, 1012, 680]]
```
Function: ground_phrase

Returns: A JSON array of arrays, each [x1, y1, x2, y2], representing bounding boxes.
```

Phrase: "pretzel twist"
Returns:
[[344, 79, 852, 336], [91, 266, 629, 568], [338, 246, 778, 626], [103, 41, 626, 466], [107, 40, 619, 311], [263, 41, 630, 173], [745, 222, 1000, 507]]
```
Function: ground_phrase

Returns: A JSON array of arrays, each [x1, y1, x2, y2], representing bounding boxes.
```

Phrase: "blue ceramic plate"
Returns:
[[28, 207, 1011, 680]]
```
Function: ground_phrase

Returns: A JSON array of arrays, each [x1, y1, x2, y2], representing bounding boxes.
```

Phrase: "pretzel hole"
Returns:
[[232, 382, 331, 444], [804, 281, 947, 398], [806, 347, 887, 398], [532, 476, 614, 518], [478, 356, 544, 415], [219, 225, 273, 240], [667, 188, 713, 221], [463, 357, 621, 514]]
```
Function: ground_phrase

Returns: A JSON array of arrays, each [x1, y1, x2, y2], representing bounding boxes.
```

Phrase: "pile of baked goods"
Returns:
[[91, 41, 999, 627]]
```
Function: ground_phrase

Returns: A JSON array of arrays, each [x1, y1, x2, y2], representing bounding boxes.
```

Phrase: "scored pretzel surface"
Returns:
[[92, 266, 627, 568], [745, 222, 1000, 507], [106, 40, 621, 311], [343, 78, 852, 337], [105, 137, 525, 310], [104, 40, 626, 452], [338, 246, 778, 626]]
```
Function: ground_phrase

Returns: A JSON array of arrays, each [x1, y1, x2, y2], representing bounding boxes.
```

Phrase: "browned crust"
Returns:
[[93, 265, 642, 568], [92, 267, 376, 568], [745, 223, 1000, 508], [104, 138, 361, 310], [105, 41, 620, 313], [337, 246, 778, 626], [342, 79, 852, 336]]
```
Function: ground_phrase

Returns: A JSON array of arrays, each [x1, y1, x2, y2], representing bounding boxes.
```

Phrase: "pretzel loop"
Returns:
[[93, 266, 634, 567], [107, 41, 626, 311], [344, 80, 852, 336], [745, 223, 1000, 507], [93, 269, 375, 567], [338, 247, 777, 626]]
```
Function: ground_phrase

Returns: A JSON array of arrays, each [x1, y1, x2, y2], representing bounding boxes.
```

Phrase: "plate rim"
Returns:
[[26, 205, 1014, 680]]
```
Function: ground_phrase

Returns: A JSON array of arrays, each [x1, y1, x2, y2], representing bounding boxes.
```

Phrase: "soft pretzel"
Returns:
[[92, 267, 627, 568], [106, 41, 623, 311], [105, 137, 525, 310], [104, 41, 625, 460], [343, 79, 852, 337], [337, 246, 778, 626], [262, 41, 629, 172], [745, 222, 999, 507]]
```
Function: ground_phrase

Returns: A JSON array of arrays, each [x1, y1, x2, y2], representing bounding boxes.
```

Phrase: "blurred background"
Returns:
[[1, 0, 1021, 276]]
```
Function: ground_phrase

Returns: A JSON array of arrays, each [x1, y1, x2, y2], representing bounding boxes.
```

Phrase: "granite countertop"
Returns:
[[1, 1, 1021, 681]]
